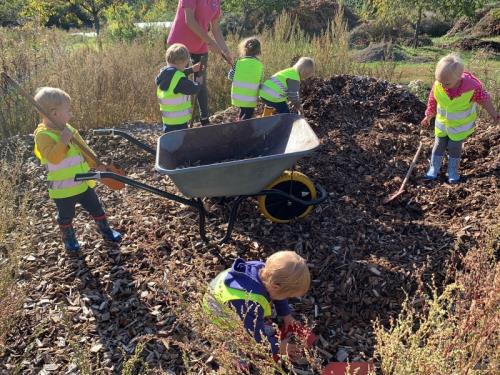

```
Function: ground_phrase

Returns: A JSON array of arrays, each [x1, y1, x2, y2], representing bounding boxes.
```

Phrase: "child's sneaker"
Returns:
[[95, 219, 122, 242], [447, 157, 461, 184], [425, 154, 443, 180], [60, 225, 80, 252]]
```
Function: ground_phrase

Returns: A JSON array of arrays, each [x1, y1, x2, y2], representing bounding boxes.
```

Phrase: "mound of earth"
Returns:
[[355, 42, 408, 62], [450, 37, 500, 53], [1, 76, 498, 373], [447, 7, 500, 37]]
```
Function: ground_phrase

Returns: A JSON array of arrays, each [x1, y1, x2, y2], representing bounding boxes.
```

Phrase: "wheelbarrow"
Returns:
[[75, 114, 328, 244]]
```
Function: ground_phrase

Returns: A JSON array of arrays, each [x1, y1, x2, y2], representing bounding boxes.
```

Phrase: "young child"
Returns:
[[205, 251, 310, 362], [259, 57, 315, 114], [156, 43, 202, 132], [421, 53, 499, 183], [228, 37, 264, 120], [33, 87, 121, 252]]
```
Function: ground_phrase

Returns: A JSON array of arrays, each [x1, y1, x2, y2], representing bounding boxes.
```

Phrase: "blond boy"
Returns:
[[205, 250, 310, 361], [421, 54, 499, 183], [259, 57, 316, 114], [156, 43, 202, 132], [33, 87, 121, 252]]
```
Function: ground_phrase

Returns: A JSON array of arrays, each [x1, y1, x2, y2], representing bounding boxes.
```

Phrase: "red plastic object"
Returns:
[[321, 362, 374, 375], [279, 323, 318, 347]]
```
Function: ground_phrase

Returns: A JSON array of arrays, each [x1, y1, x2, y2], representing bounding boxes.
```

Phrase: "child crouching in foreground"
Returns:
[[228, 37, 264, 120], [34, 87, 121, 252], [421, 53, 499, 183], [205, 250, 311, 365]]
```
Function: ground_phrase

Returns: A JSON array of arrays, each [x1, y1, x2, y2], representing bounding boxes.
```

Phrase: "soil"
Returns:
[[449, 37, 500, 53], [1, 75, 498, 374]]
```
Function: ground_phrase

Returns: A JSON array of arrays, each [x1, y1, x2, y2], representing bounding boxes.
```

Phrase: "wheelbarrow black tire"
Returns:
[[258, 171, 317, 224]]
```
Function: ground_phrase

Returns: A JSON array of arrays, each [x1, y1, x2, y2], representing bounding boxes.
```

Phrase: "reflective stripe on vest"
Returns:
[[433, 82, 477, 141], [259, 67, 300, 103], [203, 269, 272, 327], [231, 57, 263, 108], [34, 126, 94, 199], [157, 70, 192, 126]]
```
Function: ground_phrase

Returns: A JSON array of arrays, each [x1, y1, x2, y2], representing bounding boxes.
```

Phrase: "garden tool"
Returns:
[[384, 129, 429, 204], [1, 72, 125, 190], [190, 55, 208, 127], [262, 106, 276, 117]]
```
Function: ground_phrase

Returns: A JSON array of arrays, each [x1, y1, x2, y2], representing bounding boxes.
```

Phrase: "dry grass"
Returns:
[[373, 220, 500, 375], [0, 144, 32, 347]]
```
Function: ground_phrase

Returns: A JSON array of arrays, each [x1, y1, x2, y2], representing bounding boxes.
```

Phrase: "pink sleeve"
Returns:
[[180, 0, 196, 9], [465, 72, 491, 105], [425, 86, 437, 117]]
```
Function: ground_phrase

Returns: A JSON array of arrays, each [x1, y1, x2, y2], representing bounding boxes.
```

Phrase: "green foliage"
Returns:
[[0, 0, 27, 25], [104, 2, 140, 41], [222, 0, 297, 15], [137, 0, 177, 22]]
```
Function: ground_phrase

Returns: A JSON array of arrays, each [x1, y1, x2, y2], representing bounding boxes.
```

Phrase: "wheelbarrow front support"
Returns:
[[75, 172, 327, 244]]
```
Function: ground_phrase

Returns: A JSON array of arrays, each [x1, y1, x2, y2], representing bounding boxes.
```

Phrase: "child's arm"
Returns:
[[480, 99, 499, 123], [174, 78, 201, 96], [421, 85, 437, 127], [35, 130, 71, 165], [286, 78, 302, 111], [227, 61, 236, 81], [471, 81, 498, 122], [230, 300, 280, 355]]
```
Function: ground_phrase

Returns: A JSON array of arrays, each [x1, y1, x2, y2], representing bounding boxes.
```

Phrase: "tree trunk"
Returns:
[[413, 7, 423, 48], [94, 13, 100, 35]]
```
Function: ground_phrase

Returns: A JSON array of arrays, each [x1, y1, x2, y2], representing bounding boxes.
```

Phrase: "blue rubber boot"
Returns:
[[96, 219, 122, 242], [60, 225, 80, 252], [425, 154, 444, 180], [447, 157, 461, 184]]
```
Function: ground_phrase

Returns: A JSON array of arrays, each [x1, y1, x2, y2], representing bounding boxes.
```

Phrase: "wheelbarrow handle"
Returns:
[[74, 172, 193, 207], [93, 128, 156, 156]]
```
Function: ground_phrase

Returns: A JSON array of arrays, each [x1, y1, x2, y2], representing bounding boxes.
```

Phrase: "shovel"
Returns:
[[1, 72, 125, 191], [384, 140, 424, 204]]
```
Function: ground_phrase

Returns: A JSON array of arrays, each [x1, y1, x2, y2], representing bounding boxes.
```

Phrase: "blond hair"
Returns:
[[435, 53, 464, 81], [166, 43, 190, 64], [260, 251, 310, 295], [239, 37, 261, 57], [293, 57, 315, 77], [34, 87, 71, 111]]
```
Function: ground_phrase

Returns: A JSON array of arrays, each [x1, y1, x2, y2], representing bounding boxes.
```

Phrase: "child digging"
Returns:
[[33, 87, 121, 252], [259, 57, 315, 114], [228, 37, 264, 120], [205, 251, 311, 365], [156, 43, 202, 132], [422, 53, 499, 183]]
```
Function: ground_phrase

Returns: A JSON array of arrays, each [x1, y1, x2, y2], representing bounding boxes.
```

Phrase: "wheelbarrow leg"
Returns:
[[195, 198, 209, 243], [219, 196, 246, 244]]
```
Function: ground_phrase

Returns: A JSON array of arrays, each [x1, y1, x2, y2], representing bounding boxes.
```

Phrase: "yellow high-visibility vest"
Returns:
[[434, 81, 477, 141]]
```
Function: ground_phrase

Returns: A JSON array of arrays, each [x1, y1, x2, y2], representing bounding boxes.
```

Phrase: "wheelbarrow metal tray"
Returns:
[[155, 114, 320, 198]]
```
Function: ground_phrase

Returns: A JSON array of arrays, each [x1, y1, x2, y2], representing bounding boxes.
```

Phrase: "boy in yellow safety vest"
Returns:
[[33, 87, 121, 252], [228, 37, 264, 120], [156, 43, 202, 132], [259, 57, 315, 114], [421, 54, 499, 183], [205, 251, 311, 365]]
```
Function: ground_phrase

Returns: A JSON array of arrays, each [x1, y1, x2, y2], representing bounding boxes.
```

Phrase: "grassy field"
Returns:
[[0, 13, 498, 139]]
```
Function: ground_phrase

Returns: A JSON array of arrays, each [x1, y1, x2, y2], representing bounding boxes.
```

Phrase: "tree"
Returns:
[[0, 0, 28, 26], [369, 0, 486, 47], [67, 0, 124, 35]]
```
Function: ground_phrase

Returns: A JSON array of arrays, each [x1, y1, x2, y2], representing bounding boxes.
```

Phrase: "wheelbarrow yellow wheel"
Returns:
[[258, 171, 317, 224]]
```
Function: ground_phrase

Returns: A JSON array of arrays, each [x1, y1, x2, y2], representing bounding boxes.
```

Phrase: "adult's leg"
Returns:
[[191, 53, 209, 124], [425, 136, 448, 179]]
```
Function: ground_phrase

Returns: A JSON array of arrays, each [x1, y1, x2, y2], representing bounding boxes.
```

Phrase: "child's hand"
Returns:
[[192, 62, 202, 73], [60, 127, 73, 145], [282, 314, 298, 330], [280, 341, 304, 362], [420, 116, 432, 127]]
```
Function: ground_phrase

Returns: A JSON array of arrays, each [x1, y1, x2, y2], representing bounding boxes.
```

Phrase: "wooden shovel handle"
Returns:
[[1, 72, 100, 166], [398, 141, 424, 194]]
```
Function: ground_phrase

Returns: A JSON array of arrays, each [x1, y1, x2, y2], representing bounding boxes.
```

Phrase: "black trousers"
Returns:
[[239, 107, 255, 120], [54, 187, 105, 226]]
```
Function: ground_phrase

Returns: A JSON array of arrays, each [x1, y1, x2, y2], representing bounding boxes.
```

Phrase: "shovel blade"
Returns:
[[321, 362, 373, 375]]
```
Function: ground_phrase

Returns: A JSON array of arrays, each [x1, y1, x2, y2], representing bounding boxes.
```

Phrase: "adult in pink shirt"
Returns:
[[167, 0, 232, 125]]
